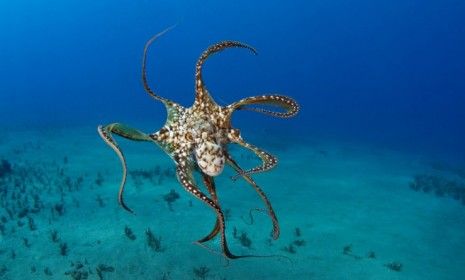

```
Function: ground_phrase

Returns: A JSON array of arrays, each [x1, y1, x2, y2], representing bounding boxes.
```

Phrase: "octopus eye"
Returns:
[[185, 132, 194, 141]]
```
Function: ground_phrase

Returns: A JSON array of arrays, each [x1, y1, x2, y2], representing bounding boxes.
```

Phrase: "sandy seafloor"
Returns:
[[1, 125, 465, 280]]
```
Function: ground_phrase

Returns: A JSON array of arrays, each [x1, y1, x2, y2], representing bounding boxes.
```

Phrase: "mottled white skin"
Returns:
[[195, 142, 225, 176]]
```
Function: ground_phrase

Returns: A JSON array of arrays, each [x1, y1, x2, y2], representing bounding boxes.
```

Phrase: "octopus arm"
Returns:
[[229, 137, 279, 179], [196, 173, 222, 244], [141, 26, 178, 108], [195, 41, 257, 105], [227, 94, 299, 118], [97, 123, 154, 213], [225, 152, 280, 240], [175, 162, 247, 259]]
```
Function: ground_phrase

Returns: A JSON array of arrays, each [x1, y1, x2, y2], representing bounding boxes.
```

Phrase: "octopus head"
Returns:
[[194, 141, 225, 176]]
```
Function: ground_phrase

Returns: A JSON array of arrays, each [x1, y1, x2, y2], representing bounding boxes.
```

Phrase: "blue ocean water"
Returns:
[[2, 0, 464, 156], [1, 1, 465, 279]]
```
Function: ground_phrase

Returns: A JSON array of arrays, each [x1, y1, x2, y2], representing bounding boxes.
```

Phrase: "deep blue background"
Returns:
[[1, 0, 464, 158]]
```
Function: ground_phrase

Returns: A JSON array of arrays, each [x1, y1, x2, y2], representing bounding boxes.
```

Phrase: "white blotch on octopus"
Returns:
[[195, 141, 225, 176]]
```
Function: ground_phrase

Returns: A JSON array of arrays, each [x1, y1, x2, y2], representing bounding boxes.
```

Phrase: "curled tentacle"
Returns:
[[142, 26, 176, 106], [195, 41, 257, 105], [241, 208, 266, 225], [97, 123, 153, 213], [227, 94, 299, 118], [228, 135, 278, 179], [225, 152, 280, 239]]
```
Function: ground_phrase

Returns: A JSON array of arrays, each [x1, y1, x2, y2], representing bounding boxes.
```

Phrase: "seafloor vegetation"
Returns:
[[0, 135, 291, 279], [1, 130, 465, 279], [0, 138, 188, 279], [408, 162, 465, 205]]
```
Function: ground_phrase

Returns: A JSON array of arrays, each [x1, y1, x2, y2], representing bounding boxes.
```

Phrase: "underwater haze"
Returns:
[[1, 0, 465, 279]]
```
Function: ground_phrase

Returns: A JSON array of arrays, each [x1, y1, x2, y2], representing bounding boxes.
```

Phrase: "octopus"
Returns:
[[98, 27, 299, 259]]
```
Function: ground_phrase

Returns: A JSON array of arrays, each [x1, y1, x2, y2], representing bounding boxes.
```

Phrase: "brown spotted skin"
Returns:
[[97, 27, 300, 259]]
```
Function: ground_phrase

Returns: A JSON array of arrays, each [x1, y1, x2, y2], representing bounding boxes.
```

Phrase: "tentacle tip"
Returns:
[[120, 203, 135, 215], [271, 232, 280, 240], [125, 208, 136, 215]]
